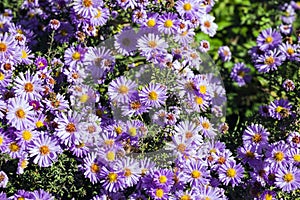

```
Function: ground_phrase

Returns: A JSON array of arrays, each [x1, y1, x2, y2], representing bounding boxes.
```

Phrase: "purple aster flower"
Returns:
[[0, 70, 11, 89], [166, 133, 195, 158], [282, 79, 295, 91], [218, 160, 244, 187], [64, 45, 86, 68], [139, 157, 156, 176], [81, 152, 102, 184], [258, 190, 277, 200], [256, 28, 282, 51], [140, 83, 167, 108], [0, 129, 9, 153], [17, 153, 29, 174], [174, 28, 195, 45], [268, 98, 292, 120], [15, 128, 38, 147], [49, 19, 60, 30], [237, 144, 262, 167], [54, 22, 74, 44], [180, 160, 210, 186], [0, 32, 17, 62], [157, 12, 179, 35], [199, 40, 210, 52], [265, 141, 289, 171], [230, 62, 252, 86], [218, 46, 231, 62], [14, 70, 43, 100], [148, 169, 174, 190], [275, 164, 300, 192], [114, 28, 137, 56], [242, 124, 269, 150], [287, 147, 300, 167], [259, 104, 270, 117], [90, 7, 110, 26], [0, 192, 6, 199], [31, 189, 55, 200], [72, 0, 99, 18], [279, 24, 293, 35], [55, 111, 82, 147], [174, 120, 202, 146], [29, 133, 61, 167], [108, 76, 137, 104], [255, 49, 285, 73], [287, 131, 300, 148], [0, 171, 8, 188], [35, 56, 48, 70], [197, 185, 224, 200], [99, 166, 125, 193], [279, 42, 300, 61], [197, 116, 217, 139], [6, 97, 35, 130], [113, 157, 141, 188], [175, 0, 203, 19], [19, 46, 34, 65], [200, 14, 218, 37], [121, 93, 150, 117], [281, 5, 296, 24]]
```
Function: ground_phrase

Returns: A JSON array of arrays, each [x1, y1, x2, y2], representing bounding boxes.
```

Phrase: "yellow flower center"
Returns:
[[265, 36, 273, 44], [264, 56, 275, 65], [238, 71, 245, 77], [274, 151, 284, 161], [276, 106, 283, 113], [226, 168, 236, 178], [104, 139, 114, 147], [130, 101, 141, 110], [287, 47, 294, 55], [183, 3, 192, 11], [204, 21, 211, 28], [199, 85, 207, 94], [124, 168, 131, 177], [39, 145, 50, 155], [265, 193, 273, 200], [9, 142, 19, 152], [191, 170, 201, 178], [17, 198, 25, 200], [202, 121, 210, 129], [21, 159, 28, 169], [0, 42, 7, 52], [90, 163, 100, 173], [159, 175, 167, 183], [164, 19, 173, 28], [180, 195, 191, 200], [129, 127, 137, 137], [252, 133, 262, 143], [22, 130, 32, 141], [106, 151, 115, 161], [118, 85, 129, 94], [210, 148, 216, 154], [156, 188, 164, 198], [283, 173, 294, 183], [195, 96, 203, 105], [79, 94, 89, 103], [177, 143, 186, 153], [148, 91, 158, 100], [0, 136, 3, 145], [0, 72, 5, 81], [66, 123, 76, 133], [115, 126, 123, 135], [72, 51, 81, 60], [147, 19, 156, 27], [293, 154, 300, 162], [108, 172, 118, 182], [36, 121, 44, 128], [95, 9, 102, 18], [246, 151, 255, 158], [21, 50, 28, 59], [16, 109, 26, 119], [24, 82, 34, 92], [83, 0, 93, 7]]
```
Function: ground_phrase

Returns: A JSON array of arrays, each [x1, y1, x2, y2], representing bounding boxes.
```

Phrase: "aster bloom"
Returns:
[[175, 0, 202, 19], [279, 42, 300, 61], [114, 28, 138, 56], [180, 160, 210, 186], [81, 152, 102, 184], [256, 28, 282, 51], [287, 148, 300, 166], [199, 40, 210, 52], [34, 56, 48, 70], [90, 7, 110, 26], [121, 93, 150, 117], [64, 45, 86, 68], [142, 13, 159, 28], [157, 12, 179, 35], [0, 70, 11, 89], [218, 46, 231, 62], [108, 76, 137, 104], [19, 45, 34, 65], [275, 164, 300, 192], [14, 70, 43, 100], [29, 133, 61, 167], [265, 141, 289, 171], [282, 79, 295, 91], [72, 0, 99, 18], [237, 144, 262, 167], [200, 14, 218, 37], [6, 97, 35, 130], [173, 120, 202, 145], [140, 83, 167, 108], [17, 153, 29, 174], [0, 171, 8, 188], [150, 169, 174, 189], [31, 189, 55, 200], [15, 128, 38, 147], [268, 98, 292, 120], [49, 19, 60, 30], [287, 131, 300, 148], [148, 187, 169, 200], [242, 124, 269, 150], [230, 62, 251, 86], [259, 190, 277, 200], [218, 160, 244, 187], [197, 185, 224, 200], [99, 166, 125, 192], [255, 49, 285, 73], [0, 32, 17, 62], [197, 116, 217, 138]]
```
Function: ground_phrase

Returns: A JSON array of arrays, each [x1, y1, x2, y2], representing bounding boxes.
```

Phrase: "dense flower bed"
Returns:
[[0, 0, 299, 199]]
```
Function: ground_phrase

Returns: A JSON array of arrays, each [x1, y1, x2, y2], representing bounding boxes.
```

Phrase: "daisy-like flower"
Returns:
[[200, 14, 218, 37], [174, 120, 202, 145], [15, 128, 38, 147], [114, 28, 137, 56], [165, 134, 194, 157], [90, 7, 110, 26], [29, 133, 61, 167], [19, 45, 34, 65], [64, 45, 86, 68], [287, 131, 300, 148], [279, 42, 300, 61], [113, 157, 141, 188], [199, 40, 210, 52], [81, 152, 102, 184], [197, 185, 224, 200], [108, 76, 137, 104], [180, 160, 210, 186], [17, 153, 29, 174], [176, 0, 203, 19], [197, 116, 217, 139], [0, 171, 8, 188], [140, 83, 167, 108], [150, 169, 174, 189], [268, 98, 292, 120], [142, 13, 159, 28], [174, 28, 195, 45], [0, 70, 11, 89], [99, 166, 125, 192], [137, 33, 168, 59], [31, 189, 55, 200], [282, 79, 295, 91], [148, 187, 169, 200], [287, 148, 300, 166], [0, 32, 17, 62], [121, 93, 150, 117], [237, 144, 262, 167], [230, 62, 252, 87], [256, 28, 282, 51], [259, 190, 277, 200], [275, 164, 300, 192], [218, 46, 231, 62], [265, 141, 289, 171], [0, 129, 9, 153], [242, 124, 269, 150], [55, 111, 82, 147], [218, 160, 244, 187], [255, 49, 285, 73], [6, 97, 35, 130], [72, 0, 99, 18], [34, 56, 48, 71], [157, 12, 179, 35], [14, 70, 43, 100]]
